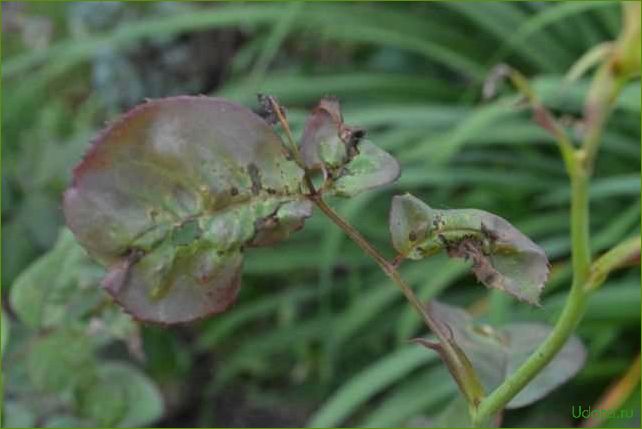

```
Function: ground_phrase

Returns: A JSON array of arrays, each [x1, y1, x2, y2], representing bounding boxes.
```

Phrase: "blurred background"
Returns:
[[1, 2, 640, 427]]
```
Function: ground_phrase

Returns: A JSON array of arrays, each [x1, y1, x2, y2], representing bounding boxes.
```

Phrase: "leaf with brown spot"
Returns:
[[299, 97, 400, 196], [390, 193, 549, 305]]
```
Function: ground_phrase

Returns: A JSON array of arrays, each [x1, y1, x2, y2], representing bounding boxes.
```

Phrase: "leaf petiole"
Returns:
[[311, 194, 487, 407]]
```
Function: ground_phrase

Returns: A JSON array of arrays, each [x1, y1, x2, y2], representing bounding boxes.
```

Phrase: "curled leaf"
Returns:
[[64, 96, 312, 324], [299, 97, 400, 196], [300, 97, 351, 170], [390, 194, 549, 305]]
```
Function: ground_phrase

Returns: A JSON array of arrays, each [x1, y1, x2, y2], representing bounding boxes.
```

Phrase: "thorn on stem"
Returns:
[[256, 93, 286, 125], [411, 337, 442, 351], [392, 254, 405, 268]]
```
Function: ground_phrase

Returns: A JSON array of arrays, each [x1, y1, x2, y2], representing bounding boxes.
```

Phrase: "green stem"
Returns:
[[473, 57, 636, 426], [570, 166, 592, 278], [474, 287, 588, 424], [587, 236, 641, 292], [473, 160, 591, 425], [471, 12, 638, 417]]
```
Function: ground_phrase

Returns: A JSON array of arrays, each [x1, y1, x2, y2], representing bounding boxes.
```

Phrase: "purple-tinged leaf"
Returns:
[[64, 96, 311, 324], [300, 97, 349, 170], [299, 97, 400, 196]]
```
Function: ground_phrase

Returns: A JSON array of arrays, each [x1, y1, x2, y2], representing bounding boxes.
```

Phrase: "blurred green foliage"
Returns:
[[2, 2, 639, 427]]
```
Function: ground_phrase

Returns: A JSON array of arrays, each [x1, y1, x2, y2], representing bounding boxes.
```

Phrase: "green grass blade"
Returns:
[[308, 347, 438, 428]]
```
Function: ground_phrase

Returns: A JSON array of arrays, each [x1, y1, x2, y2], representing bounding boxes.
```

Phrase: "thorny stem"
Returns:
[[311, 196, 442, 336], [267, 95, 456, 355]]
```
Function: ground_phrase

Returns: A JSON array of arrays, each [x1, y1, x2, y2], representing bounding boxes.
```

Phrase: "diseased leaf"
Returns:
[[390, 193, 549, 305], [64, 96, 312, 324], [505, 323, 587, 409], [300, 97, 350, 170], [299, 97, 400, 197], [415, 302, 587, 410], [332, 141, 401, 197], [390, 193, 433, 260]]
